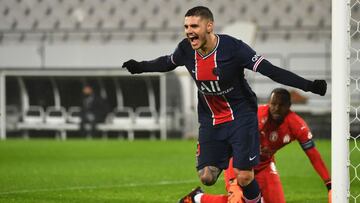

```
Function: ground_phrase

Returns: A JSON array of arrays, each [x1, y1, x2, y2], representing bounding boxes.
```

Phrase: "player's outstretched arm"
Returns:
[[122, 59, 143, 74], [302, 142, 331, 202], [256, 59, 327, 96], [122, 55, 178, 74]]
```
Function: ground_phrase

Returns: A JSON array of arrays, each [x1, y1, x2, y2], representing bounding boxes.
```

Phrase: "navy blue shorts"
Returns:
[[196, 112, 260, 171]]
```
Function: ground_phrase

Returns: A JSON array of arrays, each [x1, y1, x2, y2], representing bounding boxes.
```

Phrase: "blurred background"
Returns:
[[0, 0, 337, 140], [1, 0, 360, 202]]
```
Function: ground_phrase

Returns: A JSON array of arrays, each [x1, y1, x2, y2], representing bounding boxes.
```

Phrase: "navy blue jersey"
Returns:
[[172, 34, 261, 126], [139, 34, 312, 126]]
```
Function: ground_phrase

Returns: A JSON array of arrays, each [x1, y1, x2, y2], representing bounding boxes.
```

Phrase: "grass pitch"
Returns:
[[0, 139, 332, 203]]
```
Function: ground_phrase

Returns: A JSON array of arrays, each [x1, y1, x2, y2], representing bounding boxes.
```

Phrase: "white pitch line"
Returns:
[[0, 179, 201, 195]]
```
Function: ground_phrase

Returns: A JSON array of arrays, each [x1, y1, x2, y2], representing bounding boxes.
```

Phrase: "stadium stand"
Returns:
[[134, 107, 159, 129], [5, 105, 20, 131], [67, 106, 81, 124], [4, 75, 168, 139], [0, 0, 336, 139], [45, 106, 67, 125], [22, 105, 45, 124], [109, 107, 135, 127], [0, 0, 331, 43], [97, 107, 136, 140]]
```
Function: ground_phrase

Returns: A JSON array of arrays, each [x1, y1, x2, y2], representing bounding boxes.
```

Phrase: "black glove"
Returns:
[[309, 80, 327, 96], [122, 59, 143, 74], [326, 181, 331, 191]]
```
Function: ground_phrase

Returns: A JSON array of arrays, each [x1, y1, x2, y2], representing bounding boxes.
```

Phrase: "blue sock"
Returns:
[[240, 179, 261, 203]]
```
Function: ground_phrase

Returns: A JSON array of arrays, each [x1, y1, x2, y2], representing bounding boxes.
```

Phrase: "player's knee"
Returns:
[[200, 174, 217, 186], [198, 166, 221, 186], [235, 170, 254, 187]]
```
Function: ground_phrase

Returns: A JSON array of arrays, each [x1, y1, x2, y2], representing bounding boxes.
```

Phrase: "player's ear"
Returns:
[[206, 20, 214, 33]]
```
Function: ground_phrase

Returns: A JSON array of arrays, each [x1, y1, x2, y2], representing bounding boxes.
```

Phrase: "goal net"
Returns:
[[350, 0, 360, 202], [334, 0, 358, 202]]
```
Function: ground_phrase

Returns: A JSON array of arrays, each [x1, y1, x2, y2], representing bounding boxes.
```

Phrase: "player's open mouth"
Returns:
[[272, 113, 281, 120], [188, 36, 199, 45]]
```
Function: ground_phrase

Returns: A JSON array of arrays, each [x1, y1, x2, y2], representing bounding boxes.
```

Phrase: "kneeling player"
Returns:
[[179, 88, 331, 203]]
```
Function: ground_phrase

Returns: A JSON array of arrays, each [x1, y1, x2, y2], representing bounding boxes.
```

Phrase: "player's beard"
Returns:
[[198, 37, 207, 51], [194, 37, 208, 53], [197, 32, 216, 53], [270, 113, 284, 124]]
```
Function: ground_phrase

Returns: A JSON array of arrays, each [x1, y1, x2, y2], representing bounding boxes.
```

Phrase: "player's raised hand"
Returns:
[[227, 179, 244, 203], [310, 80, 327, 96], [122, 59, 143, 74]]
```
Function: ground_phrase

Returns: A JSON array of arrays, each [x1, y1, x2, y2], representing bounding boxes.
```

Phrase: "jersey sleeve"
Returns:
[[170, 39, 187, 66], [232, 37, 313, 92], [288, 112, 313, 144], [256, 59, 313, 92], [139, 40, 187, 73], [234, 39, 264, 72], [305, 147, 331, 184]]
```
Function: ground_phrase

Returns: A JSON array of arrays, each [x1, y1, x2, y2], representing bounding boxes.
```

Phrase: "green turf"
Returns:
[[0, 139, 333, 203], [350, 138, 360, 203]]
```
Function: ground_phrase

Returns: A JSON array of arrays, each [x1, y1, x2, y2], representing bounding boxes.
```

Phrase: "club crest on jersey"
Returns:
[[269, 131, 278, 142], [261, 117, 268, 125], [252, 54, 261, 62], [212, 68, 221, 76], [270, 162, 278, 174], [283, 134, 290, 143], [308, 132, 313, 139]]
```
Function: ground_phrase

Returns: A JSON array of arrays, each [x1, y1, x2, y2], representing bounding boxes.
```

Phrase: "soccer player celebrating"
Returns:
[[122, 6, 327, 203], [179, 88, 331, 203]]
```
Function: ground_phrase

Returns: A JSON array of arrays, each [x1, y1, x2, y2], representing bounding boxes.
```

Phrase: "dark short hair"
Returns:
[[270, 88, 291, 106], [185, 6, 214, 21]]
